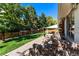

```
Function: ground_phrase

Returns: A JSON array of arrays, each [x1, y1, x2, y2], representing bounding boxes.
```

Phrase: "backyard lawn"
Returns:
[[0, 32, 43, 55]]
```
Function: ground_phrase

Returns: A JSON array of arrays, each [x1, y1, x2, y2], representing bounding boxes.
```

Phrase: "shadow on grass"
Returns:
[[0, 45, 6, 48]]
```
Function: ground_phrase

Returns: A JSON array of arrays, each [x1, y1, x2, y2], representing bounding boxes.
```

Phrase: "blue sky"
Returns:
[[20, 3, 58, 19]]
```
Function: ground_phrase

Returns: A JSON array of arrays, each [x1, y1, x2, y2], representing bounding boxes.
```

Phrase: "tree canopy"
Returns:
[[0, 3, 58, 33]]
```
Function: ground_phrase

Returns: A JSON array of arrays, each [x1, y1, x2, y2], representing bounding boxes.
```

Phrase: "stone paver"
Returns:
[[4, 36, 45, 56]]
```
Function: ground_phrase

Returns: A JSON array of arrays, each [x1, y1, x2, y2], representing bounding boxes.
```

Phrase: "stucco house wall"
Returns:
[[74, 4, 79, 43]]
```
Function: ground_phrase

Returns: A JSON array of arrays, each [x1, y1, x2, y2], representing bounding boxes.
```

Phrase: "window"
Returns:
[[67, 12, 74, 41]]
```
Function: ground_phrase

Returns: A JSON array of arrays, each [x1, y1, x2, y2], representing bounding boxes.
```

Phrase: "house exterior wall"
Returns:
[[58, 3, 73, 40], [74, 4, 79, 43], [58, 3, 76, 42], [58, 3, 72, 38]]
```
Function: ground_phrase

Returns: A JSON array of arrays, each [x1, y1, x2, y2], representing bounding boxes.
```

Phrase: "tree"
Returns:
[[0, 3, 24, 40], [23, 6, 38, 33], [39, 13, 48, 28], [46, 16, 58, 26], [0, 3, 24, 32]]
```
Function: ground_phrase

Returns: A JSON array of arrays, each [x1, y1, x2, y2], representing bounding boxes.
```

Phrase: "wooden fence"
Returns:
[[0, 29, 43, 40]]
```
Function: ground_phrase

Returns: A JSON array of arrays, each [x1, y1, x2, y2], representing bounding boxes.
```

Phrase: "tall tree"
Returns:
[[0, 3, 24, 32], [0, 3, 23, 40], [23, 6, 38, 32], [39, 13, 48, 28]]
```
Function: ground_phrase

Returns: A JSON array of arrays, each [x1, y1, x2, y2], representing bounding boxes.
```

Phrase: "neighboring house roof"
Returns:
[[46, 24, 58, 29]]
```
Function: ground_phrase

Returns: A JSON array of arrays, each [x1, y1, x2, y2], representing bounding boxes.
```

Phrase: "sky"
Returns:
[[20, 3, 58, 19]]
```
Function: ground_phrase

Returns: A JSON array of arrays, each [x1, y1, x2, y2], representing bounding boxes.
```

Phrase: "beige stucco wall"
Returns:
[[74, 4, 79, 43]]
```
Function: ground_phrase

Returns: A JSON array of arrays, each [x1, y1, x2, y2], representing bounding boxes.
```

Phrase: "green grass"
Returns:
[[0, 32, 43, 55]]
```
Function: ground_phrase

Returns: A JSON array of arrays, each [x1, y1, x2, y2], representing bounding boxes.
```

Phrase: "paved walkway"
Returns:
[[4, 36, 45, 56]]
